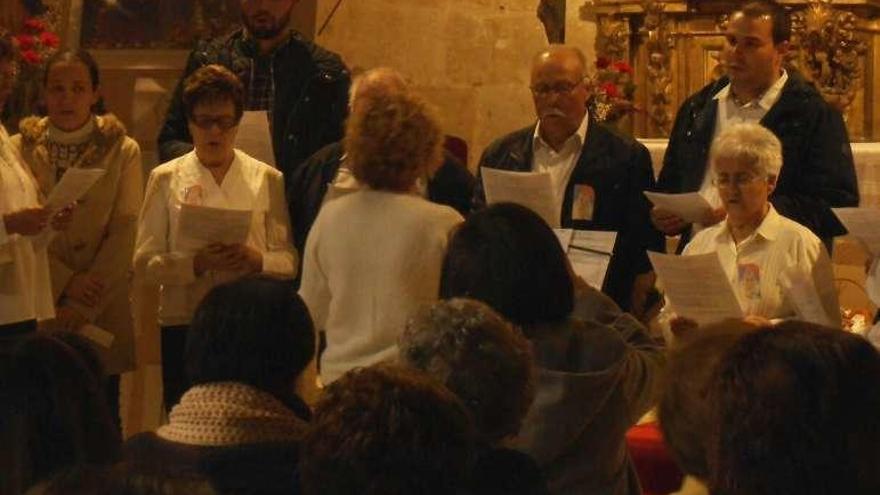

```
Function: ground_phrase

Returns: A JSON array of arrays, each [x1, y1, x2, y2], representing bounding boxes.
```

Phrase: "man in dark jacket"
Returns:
[[653, 0, 858, 250], [473, 45, 663, 315], [157, 0, 350, 190]]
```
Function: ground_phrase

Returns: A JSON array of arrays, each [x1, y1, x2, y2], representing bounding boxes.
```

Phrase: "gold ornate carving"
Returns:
[[583, 1, 631, 61], [639, 0, 673, 134], [790, 0, 868, 112]]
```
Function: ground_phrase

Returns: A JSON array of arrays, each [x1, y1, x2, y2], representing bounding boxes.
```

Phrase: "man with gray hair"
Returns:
[[287, 67, 475, 271], [474, 45, 663, 316]]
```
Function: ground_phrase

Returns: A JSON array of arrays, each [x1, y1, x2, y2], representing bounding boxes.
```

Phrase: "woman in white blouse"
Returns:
[[666, 123, 840, 337], [299, 76, 463, 385], [0, 29, 72, 345], [134, 65, 295, 411]]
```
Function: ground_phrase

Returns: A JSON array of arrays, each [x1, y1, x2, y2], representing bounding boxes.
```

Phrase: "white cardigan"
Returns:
[[299, 189, 463, 384], [133, 150, 296, 326]]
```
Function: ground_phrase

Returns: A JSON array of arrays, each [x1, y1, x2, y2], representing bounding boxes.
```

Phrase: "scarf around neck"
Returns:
[[157, 382, 308, 447]]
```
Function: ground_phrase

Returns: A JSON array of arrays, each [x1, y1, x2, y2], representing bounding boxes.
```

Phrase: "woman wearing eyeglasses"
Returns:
[[134, 64, 296, 412], [662, 122, 840, 340]]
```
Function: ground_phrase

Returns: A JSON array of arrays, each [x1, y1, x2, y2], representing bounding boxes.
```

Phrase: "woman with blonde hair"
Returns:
[[299, 84, 463, 385]]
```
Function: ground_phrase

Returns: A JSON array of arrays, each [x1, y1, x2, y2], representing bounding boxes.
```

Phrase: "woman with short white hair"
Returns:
[[667, 123, 840, 335]]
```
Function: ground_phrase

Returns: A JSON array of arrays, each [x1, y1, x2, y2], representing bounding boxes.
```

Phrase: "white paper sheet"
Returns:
[[78, 324, 115, 348], [235, 111, 275, 167], [176, 204, 252, 250], [644, 191, 713, 224], [649, 251, 743, 325], [832, 207, 880, 256], [45, 168, 105, 209], [556, 230, 618, 289], [781, 270, 835, 327], [481, 168, 558, 227]]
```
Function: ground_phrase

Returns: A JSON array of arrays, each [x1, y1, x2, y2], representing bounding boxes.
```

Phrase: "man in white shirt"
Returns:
[[473, 45, 663, 315], [654, 0, 858, 251]]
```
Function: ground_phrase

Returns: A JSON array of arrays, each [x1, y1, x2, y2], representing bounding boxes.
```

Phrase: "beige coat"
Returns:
[[12, 114, 144, 374]]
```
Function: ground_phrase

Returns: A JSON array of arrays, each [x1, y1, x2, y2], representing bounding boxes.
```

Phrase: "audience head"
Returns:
[[0, 28, 17, 108], [530, 44, 590, 143], [400, 298, 535, 446], [186, 275, 316, 401], [0, 333, 120, 494], [26, 464, 218, 495], [348, 67, 408, 110], [723, 1, 789, 93], [658, 321, 754, 481], [182, 64, 244, 168], [441, 202, 574, 331], [41, 49, 105, 130], [240, 0, 295, 41], [344, 82, 443, 192], [708, 321, 880, 495], [300, 365, 475, 495], [710, 123, 780, 221]]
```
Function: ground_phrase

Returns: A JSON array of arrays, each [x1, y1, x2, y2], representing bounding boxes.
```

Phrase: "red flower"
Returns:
[[14, 34, 35, 51], [596, 56, 611, 69], [612, 60, 634, 74], [600, 82, 620, 98], [23, 18, 47, 32], [39, 31, 61, 48], [20, 49, 42, 66]]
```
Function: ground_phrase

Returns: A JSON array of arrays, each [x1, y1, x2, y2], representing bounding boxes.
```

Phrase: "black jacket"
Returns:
[[288, 141, 475, 262], [473, 121, 664, 311], [157, 29, 350, 190], [658, 70, 858, 247]]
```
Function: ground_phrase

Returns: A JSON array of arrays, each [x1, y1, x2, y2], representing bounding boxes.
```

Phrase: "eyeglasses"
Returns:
[[530, 80, 583, 97], [190, 114, 238, 131], [711, 173, 766, 188]]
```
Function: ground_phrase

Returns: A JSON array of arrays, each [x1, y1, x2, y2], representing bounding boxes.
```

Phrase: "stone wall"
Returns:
[[314, 0, 596, 167]]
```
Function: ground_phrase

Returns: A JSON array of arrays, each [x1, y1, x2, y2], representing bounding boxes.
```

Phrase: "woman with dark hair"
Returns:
[[11, 49, 143, 419], [124, 274, 315, 495], [1, 29, 75, 353], [0, 332, 121, 494], [133, 64, 295, 412], [441, 202, 665, 495], [708, 322, 880, 495], [298, 83, 463, 385], [299, 364, 475, 495]]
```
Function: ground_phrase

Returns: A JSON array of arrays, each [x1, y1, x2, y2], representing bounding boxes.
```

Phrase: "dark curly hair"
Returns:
[[708, 321, 880, 495], [182, 64, 244, 123], [400, 298, 535, 446], [299, 365, 475, 495]]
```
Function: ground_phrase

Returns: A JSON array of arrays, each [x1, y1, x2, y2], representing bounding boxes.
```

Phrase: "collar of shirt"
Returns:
[[713, 69, 789, 110], [533, 113, 590, 156], [714, 204, 782, 247]]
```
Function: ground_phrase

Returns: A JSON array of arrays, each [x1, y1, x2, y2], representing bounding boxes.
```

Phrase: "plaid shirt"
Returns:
[[246, 55, 274, 117]]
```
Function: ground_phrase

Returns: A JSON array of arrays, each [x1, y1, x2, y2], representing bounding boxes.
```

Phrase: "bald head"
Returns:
[[532, 45, 588, 81], [349, 67, 409, 108]]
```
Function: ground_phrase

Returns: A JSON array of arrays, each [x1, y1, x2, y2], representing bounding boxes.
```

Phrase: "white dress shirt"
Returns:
[[696, 71, 789, 222], [532, 116, 589, 221], [0, 125, 54, 325], [133, 149, 296, 326], [683, 205, 839, 323]]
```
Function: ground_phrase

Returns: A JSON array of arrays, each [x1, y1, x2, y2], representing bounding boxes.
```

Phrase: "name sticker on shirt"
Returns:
[[182, 185, 204, 205], [572, 184, 595, 222], [737, 263, 762, 301]]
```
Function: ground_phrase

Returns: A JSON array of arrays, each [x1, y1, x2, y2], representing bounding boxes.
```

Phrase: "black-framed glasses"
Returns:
[[190, 114, 238, 131], [711, 173, 765, 188]]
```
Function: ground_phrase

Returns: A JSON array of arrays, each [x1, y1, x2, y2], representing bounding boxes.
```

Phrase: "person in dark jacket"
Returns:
[[473, 45, 663, 315], [124, 275, 316, 495], [653, 1, 858, 251], [157, 0, 350, 189], [287, 67, 475, 262]]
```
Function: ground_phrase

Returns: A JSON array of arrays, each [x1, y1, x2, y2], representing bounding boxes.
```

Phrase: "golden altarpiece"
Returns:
[[582, 0, 880, 141]]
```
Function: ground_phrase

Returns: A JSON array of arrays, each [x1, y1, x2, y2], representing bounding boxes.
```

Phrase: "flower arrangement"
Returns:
[[589, 56, 637, 123], [14, 17, 60, 68]]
